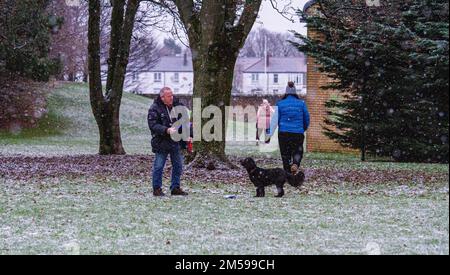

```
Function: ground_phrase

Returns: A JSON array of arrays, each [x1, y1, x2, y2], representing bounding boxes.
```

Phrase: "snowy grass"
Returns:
[[1, 83, 448, 174], [0, 83, 153, 155], [0, 82, 274, 156], [1, 83, 448, 255], [0, 178, 448, 255]]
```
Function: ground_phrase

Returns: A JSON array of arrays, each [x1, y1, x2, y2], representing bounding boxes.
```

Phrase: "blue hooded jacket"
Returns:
[[269, 92, 310, 135]]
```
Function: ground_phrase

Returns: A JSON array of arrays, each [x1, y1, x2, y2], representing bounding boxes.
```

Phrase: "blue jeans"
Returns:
[[152, 148, 183, 191]]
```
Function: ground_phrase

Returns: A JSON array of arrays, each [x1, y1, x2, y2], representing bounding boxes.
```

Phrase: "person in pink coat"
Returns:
[[256, 99, 274, 145]]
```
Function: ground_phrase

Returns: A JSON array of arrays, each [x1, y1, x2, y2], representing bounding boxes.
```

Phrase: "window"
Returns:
[[173, 73, 179, 83], [153, 88, 161, 94], [273, 74, 279, 84], [273, 89, 279, 94], [297, 73, 304, 85], [132, 72, 139, 82], [290, 74, 303, 85], [251, 73, 259, 83], [154, 72, 162, 83], [174, 88, 179, 94]]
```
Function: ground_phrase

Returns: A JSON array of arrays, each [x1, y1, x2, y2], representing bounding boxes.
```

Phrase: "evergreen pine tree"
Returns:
[[293, 0, 448, 163], [0, 0, 62, 81]]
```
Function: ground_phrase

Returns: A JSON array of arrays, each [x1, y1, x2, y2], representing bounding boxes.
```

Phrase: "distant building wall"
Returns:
[[304, 1, 355, 153], [242, 72, 306, 95]]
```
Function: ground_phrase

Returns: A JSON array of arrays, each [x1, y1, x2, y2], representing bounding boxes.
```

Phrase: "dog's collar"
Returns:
[[249, 167, 258, 174]]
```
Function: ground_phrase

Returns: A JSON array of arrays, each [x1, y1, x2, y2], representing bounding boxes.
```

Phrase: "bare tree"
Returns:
[[240, 27, 304, 58], [159, 38, 182, 56], [50, 0, 158, 155], [144, 0, 264, 168], [50, 0, 160, 83], [86, 0, 294, 158], [49, 0, 89, 81], [88, 0, 141, 155]]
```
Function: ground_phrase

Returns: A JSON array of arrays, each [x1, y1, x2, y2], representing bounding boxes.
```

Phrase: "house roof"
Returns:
[[235, 58, 261, 71], [243, 57, 307, 73], [146, 56, 306, 73], [147, 56, 193, 72]]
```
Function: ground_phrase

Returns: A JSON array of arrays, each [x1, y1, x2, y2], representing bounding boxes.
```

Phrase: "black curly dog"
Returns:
[[240, 157, 305, 198]]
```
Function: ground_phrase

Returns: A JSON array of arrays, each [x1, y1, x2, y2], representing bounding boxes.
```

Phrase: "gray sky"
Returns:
[[255, 0, 308, 36], [157, 0, 309, 45]]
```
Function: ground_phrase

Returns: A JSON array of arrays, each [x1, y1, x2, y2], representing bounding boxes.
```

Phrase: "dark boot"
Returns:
[[153, 188, 165, 197], [171, 187, 188, 196]]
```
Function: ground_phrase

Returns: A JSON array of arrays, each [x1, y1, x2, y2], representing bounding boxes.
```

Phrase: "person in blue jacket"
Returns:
[[268, 81, 310, 173]]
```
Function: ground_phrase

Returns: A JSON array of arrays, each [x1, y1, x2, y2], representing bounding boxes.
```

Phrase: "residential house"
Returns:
[[125, 53, 193, 95], [241, 55, 307, 96], [125, 53, 307, 96]]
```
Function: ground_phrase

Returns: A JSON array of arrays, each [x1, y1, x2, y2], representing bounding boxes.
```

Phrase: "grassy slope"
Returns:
[[0, 82, 326, 160], [0, 83, 153, 155], [1, 83, 448, 173]]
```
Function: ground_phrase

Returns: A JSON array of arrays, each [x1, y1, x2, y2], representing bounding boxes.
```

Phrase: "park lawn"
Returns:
[[0, 82, 448, 254], [0, 177, 448, 255], [0, 82, 280, 158], [0, 83, 448, 173], [0, 83, 153, 155]]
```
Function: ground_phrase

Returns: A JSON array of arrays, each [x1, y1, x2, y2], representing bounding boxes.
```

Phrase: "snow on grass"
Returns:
[[0, 178, 448, 255], [1, 83, 448, 254], [0, 83, 153, 156]]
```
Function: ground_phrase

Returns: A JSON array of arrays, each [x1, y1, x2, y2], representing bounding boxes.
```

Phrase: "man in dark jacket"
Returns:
[[148, 87, 191, 197]]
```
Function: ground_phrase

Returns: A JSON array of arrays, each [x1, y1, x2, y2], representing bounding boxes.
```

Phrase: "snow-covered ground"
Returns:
[[0, 177, 448, 255], [0, 83, 448, 254]]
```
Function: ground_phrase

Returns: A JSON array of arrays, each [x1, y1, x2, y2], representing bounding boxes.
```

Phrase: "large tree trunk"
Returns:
[[173, 0, 262, 169], [88, 0, 139, 155], [188, 42, 240, 169], [98, 103, 125, 155]]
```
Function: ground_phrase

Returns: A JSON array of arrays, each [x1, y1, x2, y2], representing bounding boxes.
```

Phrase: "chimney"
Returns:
[[183, 52, 188, 66], [266, 53, 271, 67]]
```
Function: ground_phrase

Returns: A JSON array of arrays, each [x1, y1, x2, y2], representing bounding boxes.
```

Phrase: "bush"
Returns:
[[0, 73, 49, 133]]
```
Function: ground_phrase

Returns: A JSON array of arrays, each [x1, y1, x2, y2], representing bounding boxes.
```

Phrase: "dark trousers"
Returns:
[[278, 132, 305, 172]]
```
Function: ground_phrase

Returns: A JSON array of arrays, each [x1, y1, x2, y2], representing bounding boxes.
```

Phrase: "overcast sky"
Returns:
[[255, 0, 308, 35], [157, 0, 309, 45]]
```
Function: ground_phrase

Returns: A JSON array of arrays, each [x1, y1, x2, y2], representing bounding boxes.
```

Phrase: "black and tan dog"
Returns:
[[240, 157, 305, 197]]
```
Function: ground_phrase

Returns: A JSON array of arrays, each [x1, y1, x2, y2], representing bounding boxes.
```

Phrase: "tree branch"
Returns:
[[268, 0, 296, 23], [231, 0, 263, 50], [105, 0, 125, 95], [173, 0, 201, 48], [88, 0, 105, 116], [109, 0, 140, 103]]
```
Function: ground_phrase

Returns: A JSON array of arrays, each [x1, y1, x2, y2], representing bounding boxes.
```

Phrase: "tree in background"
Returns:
[[294, 0, 448, 163], [85, 0, 161, 155], [398, 0, 449, 163], [149, 0, 264, 169], [48, 0, 89, 81], [241, 27, 304, 58], [88, 0, 141, 155], [0, 0, 62, 81], [50, 0, 159, 83], [159, 38, 182, 56]]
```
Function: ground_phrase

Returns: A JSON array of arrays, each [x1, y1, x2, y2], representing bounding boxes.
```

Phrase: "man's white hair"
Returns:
[[160, 87, 172, 96]]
